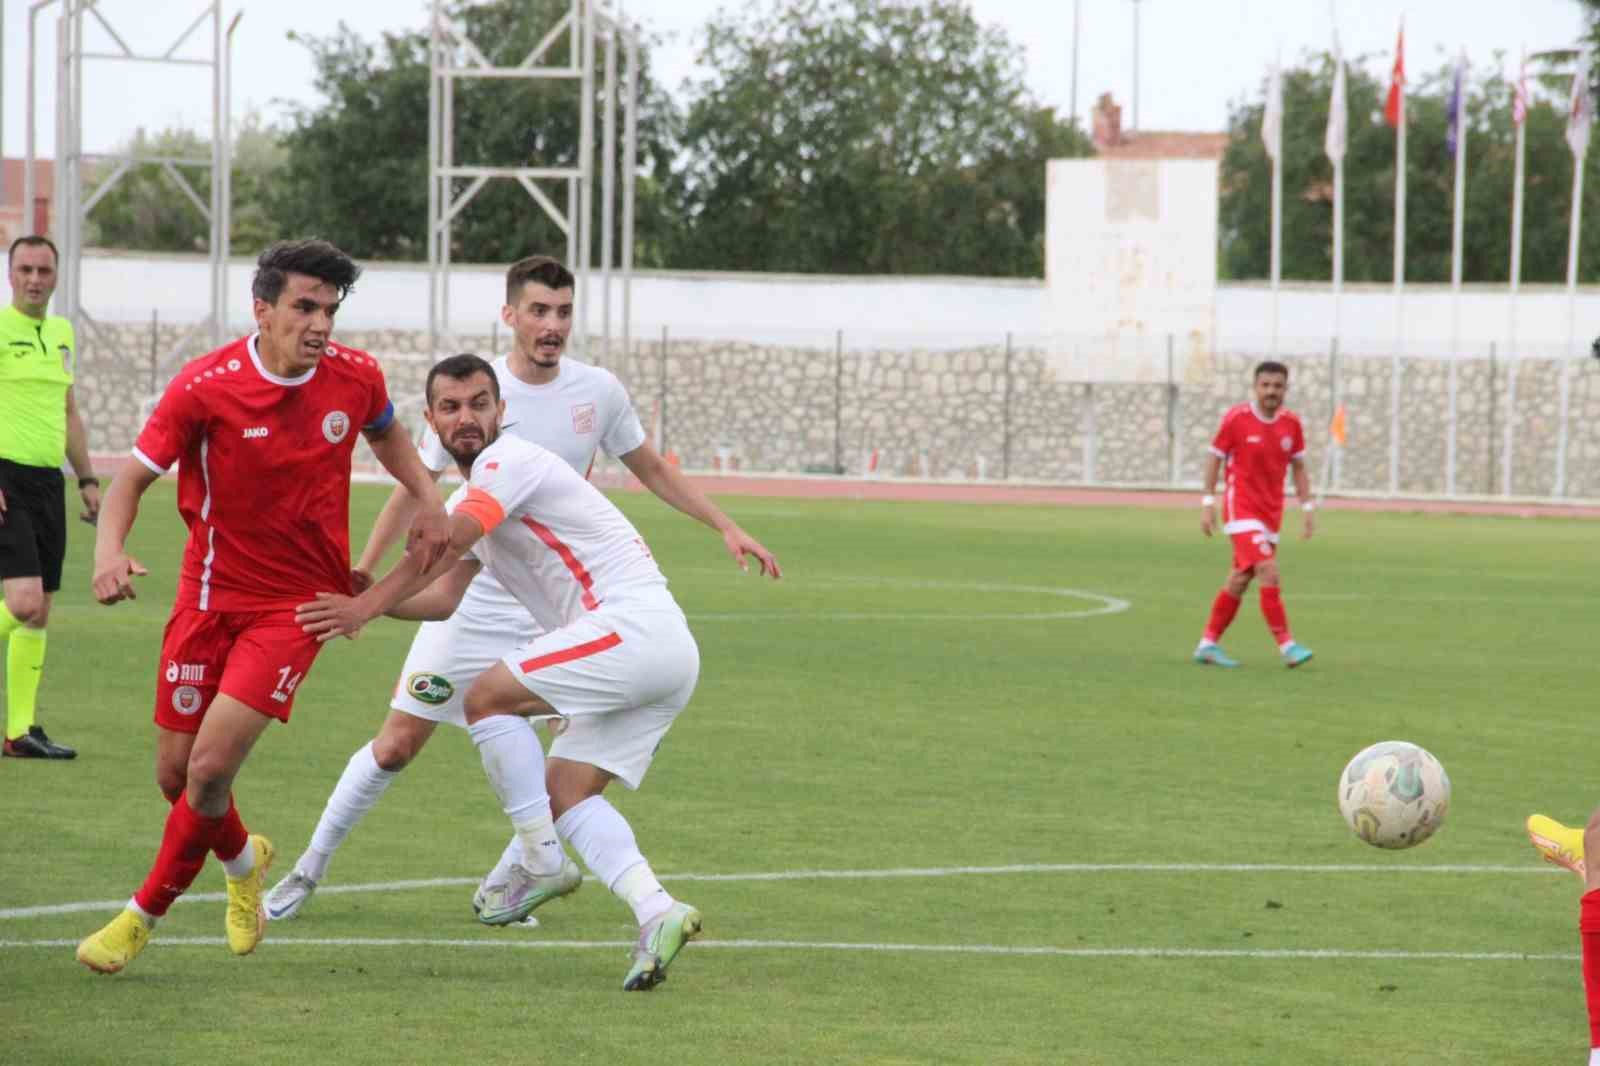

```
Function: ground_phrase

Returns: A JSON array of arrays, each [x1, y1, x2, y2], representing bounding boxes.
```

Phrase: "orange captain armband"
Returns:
[[454, 486, 506, 534]]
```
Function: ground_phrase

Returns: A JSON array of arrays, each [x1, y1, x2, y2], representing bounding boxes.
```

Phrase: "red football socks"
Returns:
[[165, 790, 250, 862], [1203, 589, 1241, 643], [134, 797, 224, 917], [1259, 585, 1291, 645], [1580, 890, 1600, 1048]]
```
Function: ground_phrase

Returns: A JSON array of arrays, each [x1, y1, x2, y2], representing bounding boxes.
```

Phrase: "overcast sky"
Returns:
[[0, 0, 1590, 159]]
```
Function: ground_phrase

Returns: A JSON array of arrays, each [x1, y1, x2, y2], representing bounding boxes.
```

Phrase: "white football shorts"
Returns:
[[390, 607, 540, 727], [505, 593, 699, 790]]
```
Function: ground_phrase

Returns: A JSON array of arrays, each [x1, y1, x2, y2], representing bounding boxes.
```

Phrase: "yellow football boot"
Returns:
[[1527, 814, 1586, 880], [225, 834, 275, 955], [76, 909, 153, 974]]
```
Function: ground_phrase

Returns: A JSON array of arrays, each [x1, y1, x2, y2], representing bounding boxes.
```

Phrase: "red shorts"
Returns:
[[153, 606, 325, 732], [1229, 530, 1279, 571]]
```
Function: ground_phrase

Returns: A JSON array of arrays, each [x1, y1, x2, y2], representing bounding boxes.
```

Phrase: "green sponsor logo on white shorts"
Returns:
[[406, 672, 454, 705]]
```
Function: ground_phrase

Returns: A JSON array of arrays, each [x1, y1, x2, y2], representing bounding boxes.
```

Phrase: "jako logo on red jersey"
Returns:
[[242, 426, 269, 439]]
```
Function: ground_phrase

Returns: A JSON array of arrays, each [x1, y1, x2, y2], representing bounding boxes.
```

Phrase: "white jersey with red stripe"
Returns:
[[418, 355, 646, 622], [446, 433, 670, 632]]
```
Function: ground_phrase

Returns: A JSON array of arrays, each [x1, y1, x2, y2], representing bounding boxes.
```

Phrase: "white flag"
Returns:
[[1325, 54, 1347, 164], [1569, 51, 1593, 160], [1263, 63, 1283, 161]]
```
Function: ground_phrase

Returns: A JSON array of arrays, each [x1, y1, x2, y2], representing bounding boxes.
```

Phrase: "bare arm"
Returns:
[[355, 472, 442, 575], [1200, 453, 1223, 537], [92, 458, 159, 604], [386, 557, 482, 621], [365, 420, 450, 571], [618, 442, 781, 578], [64, 387, 101, 523], [1292, 457, 1315, 539], [297, 511, 487, 641]]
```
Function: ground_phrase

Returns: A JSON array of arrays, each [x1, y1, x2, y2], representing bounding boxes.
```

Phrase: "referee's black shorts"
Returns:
[[0, 458, 67, 593]]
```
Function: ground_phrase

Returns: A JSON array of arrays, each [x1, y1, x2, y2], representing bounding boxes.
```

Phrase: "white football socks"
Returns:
[[555, 795, 673, 926], [220, 840, 255, 878], [298, 741, 398, 882], [468, 715, 565, 875]]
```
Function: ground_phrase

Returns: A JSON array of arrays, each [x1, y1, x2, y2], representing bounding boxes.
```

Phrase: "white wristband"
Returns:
[[1201, 495, 1216, 507], [1302, 502, 1315, 512]]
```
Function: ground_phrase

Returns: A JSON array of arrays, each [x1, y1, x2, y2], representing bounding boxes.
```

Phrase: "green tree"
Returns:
[[82, 113, 287, 254], [266, 0, 681, 265], [1220, 48, 1600, 284], [669, 0, 1090, 276]]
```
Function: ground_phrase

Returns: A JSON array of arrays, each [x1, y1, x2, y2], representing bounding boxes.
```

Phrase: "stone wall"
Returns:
[[77, 320, 1600, 499]]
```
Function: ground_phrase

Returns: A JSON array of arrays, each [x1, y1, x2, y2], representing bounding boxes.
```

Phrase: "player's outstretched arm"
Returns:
[[619, 442, 781, 579], [354, 471, 443, 578], [366, 420, 450, 572], [386, 557, 481, 621], [298, 511, 486, 642], [91, 459, 157, 604]]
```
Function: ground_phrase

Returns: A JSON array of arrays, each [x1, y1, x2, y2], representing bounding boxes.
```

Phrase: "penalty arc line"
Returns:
[[0, 861, 1562, 921], [0, 935, 1577, 963]]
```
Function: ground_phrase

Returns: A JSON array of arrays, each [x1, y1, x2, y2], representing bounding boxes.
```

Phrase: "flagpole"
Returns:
[[1557, 50, 1590, 499], [1503, 50, 1526, 498], [1269, 62, 1283, 358], [1390, 51, 1406, 496], [1447, 53, 1466, 497], [1558, 151, 1582, 498]]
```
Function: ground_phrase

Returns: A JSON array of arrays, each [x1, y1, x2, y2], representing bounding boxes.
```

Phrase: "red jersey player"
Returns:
[[75, 240, 450, 974], [1193, 360, 1315, 668]]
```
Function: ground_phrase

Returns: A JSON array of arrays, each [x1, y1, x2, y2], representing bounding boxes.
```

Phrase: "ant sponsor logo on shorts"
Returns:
[[164, 660, 206, 684], [406, 672, 454, 705], [171, 685, 203, 716], [572, 403, 596, 434], [322, 410, 351, 444]]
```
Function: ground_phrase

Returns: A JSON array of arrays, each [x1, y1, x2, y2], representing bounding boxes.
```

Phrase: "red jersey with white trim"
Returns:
[[1208, 402, 1305, 535], [446, 434, 669, 631], [132, 334, 395, 612]]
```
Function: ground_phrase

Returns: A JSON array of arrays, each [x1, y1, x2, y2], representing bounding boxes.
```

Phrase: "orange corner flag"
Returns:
[[1329, 404, 1348, 447]]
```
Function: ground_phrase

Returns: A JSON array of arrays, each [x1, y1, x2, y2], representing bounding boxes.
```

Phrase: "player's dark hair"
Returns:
[[426, 353, 501, 406], [505, 255, 574, 305], [1254, 360, 1289, 380], [8, 234, 58, 265], [252, 239, 362, 305]]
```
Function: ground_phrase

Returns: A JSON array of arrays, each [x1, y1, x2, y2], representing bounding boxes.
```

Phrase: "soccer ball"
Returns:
[[1336, 740, 1450, 849]]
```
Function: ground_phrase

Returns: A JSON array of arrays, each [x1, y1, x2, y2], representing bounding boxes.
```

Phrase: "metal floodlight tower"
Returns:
[[427, 0, 639, 363], [48, 0, 234, 362]]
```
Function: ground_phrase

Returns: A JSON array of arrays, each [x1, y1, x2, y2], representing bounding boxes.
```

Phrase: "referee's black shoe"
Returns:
[[3, 725, 77, 759]]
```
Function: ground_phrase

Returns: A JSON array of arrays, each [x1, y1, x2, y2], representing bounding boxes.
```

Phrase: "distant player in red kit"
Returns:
[[1193, 361, 1315, 669], [75, 239, 450, 974]]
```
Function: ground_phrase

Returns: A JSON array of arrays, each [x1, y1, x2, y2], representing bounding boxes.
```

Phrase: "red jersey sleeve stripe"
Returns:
[[456, 487, 506, 534], [518, 631, 622, 674], [520, 515, 601, 610]]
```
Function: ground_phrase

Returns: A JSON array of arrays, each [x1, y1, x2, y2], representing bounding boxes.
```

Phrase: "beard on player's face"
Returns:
[[441, 418, 498, 465]]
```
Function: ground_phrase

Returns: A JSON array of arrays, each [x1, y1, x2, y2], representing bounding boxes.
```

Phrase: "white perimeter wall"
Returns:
[[74, 250, 1600, 361]]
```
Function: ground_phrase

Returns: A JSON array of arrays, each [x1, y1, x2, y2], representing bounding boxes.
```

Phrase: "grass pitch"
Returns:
[[2, 482, 1595, 1064]]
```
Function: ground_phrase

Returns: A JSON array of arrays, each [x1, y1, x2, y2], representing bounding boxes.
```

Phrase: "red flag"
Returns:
[[1384, 24, 1406, 128]]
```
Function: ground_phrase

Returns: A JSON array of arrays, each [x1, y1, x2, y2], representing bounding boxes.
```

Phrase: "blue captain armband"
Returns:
[[363, 401, 396, 435]]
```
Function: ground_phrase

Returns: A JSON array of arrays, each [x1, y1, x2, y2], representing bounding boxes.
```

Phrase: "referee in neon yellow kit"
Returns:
[[0, 235, 98, 759]]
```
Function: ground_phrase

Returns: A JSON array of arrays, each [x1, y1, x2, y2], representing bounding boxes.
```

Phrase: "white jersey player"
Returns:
[[267, 256, 780, 925], [298, 353, 707, 991]]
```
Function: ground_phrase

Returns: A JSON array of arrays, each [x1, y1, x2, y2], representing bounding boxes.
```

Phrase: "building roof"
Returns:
[[1097, 131, 1229, 161]]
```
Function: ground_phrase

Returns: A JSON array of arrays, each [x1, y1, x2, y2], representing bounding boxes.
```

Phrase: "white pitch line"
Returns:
[[0, 861, 1559, 921], [0, 936, 1576, 963]]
